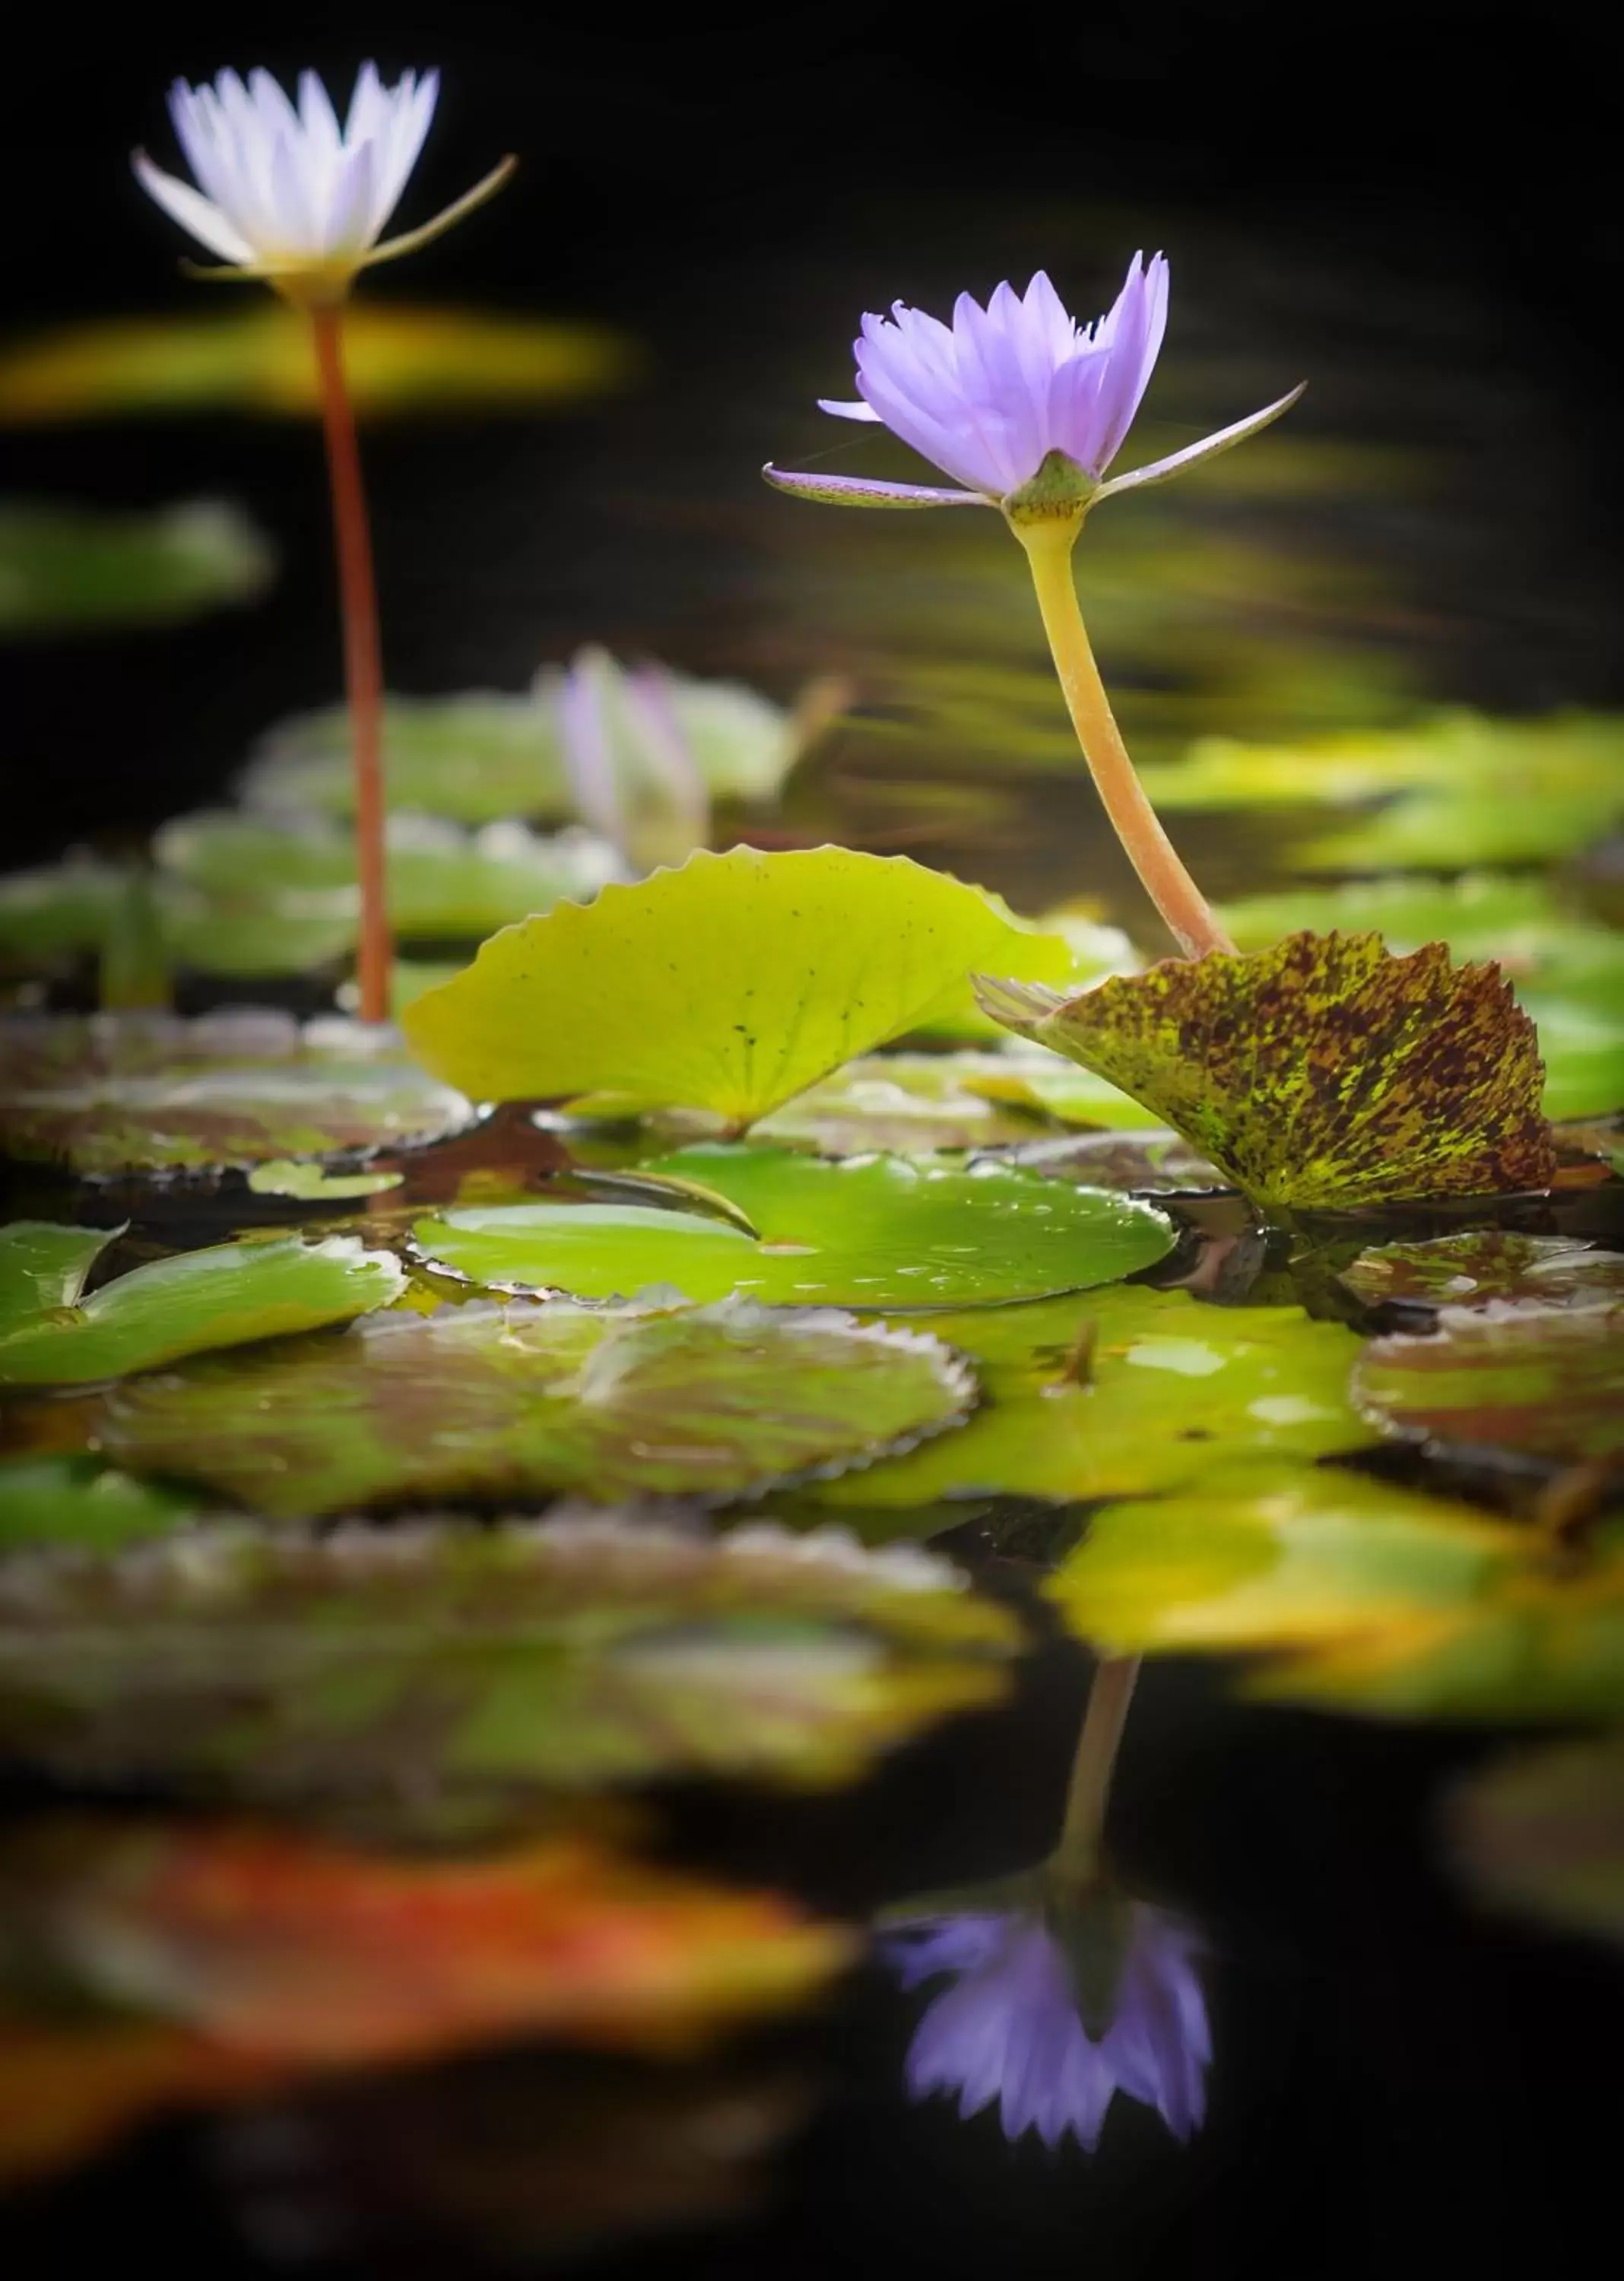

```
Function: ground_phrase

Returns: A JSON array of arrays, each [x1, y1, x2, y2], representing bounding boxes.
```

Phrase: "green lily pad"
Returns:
[[1340, 1233, 1624, 1314], [812, 1286, 1367, 1512], [991, 1129, 1229, 1192], [415, 1143, 1172, 1309], [1141, 710, 1624, 871], [0, 1011, 477, 1178], [1352, 1302, 1624, 1461], [0, 857, 126, 966], [97, 1298, 977, 1518], [0, 500, 271, 634], [404, 849, 1077, 1129], [1450, 1736, 1624, 1946], [0, 1220, 115, 1314], [751, 1055, 1067, 1155], [901, 913, 1141, 1048], [0, 1228, 405, 1385], [0, 1513, 1017, 1819], [0, 1456, 200, 1554], [1516, 998, 1624, 1124], [976, 932, 1556, 1208]]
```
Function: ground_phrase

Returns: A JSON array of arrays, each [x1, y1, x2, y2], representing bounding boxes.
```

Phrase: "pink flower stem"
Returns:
[[311, 303, 391, 1025], [1016, 519, 1233, 960]]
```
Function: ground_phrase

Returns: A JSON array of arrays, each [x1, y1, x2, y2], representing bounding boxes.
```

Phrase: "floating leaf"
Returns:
[[1141, 710, 1624, 870], [0, 1228, 404, 1385], [404, 849, 1077, 1128], [1340, 1232, 1624, 1314], [0, 306, 630, 423], [1450, 1736, 1624, 1946], [813, 1286, 1366, 1512], [1353, 1302, 1624, 1461], [976, 933, 1556, 1207], [0, 1515, 1017, 1812], [1051, 1461, 1624, 1722], [0, 1456, 200, 1555], [0, 1010, 477, 1177], [0, 1220, 113, 1314], [0, 499, 271, 633], [989, 1129, 1229, 1193], [753, 1054, 1067, 1155], [0, 855, 125, 966], [417, 1144, 1172, 1309], [97, 1299, 976, 1516]]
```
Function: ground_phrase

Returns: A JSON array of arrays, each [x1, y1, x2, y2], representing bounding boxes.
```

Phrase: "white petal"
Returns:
[[132, 152, 255, 262], [344, 60, 391, 148], [817, 396, 883, 421], [370, 68, 438, 233], [321, 141, 378, 257], [297, 69, 343, 160], [246, 66, 302, 146]]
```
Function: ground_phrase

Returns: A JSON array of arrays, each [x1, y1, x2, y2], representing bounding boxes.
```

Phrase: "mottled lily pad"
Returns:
[[97, 1299, 977, 1517], [1340, 1233, 1624, 1314], [0, 1515, 1017, 1814], [1141, 711, 1624, 871], [0, 306, 629, 423], [0, 1010, 477, 1177], [0, 1457, 201, 1555], [417, 1144, 1172, 1309], [976, 933, 1556, 1208], [404, 849, 1077, 1128], [0, 1227, 404, 1386], [1450, 1736, 1624, 1946], [813, 1286, 1367, 1512], [1352, 1302, 1624, 1461], [0, 500, 271, 633]]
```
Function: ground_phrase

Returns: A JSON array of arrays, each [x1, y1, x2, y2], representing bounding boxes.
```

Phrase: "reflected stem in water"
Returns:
[[1013, 518, 1234, 960], [1048, 1653, 1143, 1901], [311, 303, 392, 1026]]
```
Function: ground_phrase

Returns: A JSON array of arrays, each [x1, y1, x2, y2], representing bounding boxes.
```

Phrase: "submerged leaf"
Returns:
[[813, 1286, 1366, 1512], [0, 1229, 405, 1386], [417, 1144, 1172, 1309], [1352, 1302, 1624, 1461], [404, 849, 1077, 1128], [0, 1515, 1017, 1813], [97, 1299, 976, 1516], [1450, 1736, 1624, 1946], [0, 499, 271, 633], [976, 932, 1555, 1207], [1339, 1232, 1624, 1315]]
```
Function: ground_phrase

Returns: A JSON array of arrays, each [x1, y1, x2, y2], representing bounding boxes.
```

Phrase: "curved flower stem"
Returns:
[[310, 305, 390, 1024], [1014, 519, 1233, 960], [1048, 1654, 1142, 1898]]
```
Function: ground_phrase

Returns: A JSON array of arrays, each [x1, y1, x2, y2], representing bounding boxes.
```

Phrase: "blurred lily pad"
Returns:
[[0, 1226, 404, 1386], [0, 305, 630, 423], [991, 1128, 1228, 1192], [0, 499, 271, 633], [1141, 711, 1624, 870], [0, 855, 125, 966], [977, 932, 1555, 1207], [1339, 1232, 1624, 1314], [0, 1010, 477, 1177], [0, 1514, 1017, 1813], [0, 1456, 200, 1554], [901, 913, 1141, 1048], [1352, 1302, 1624, 1461], [752, 1054, 1067, 1155], [417, 1144, 1172, 1309], [404, 849, 1077, 1128], [814, 1286, 1367, 1512], [98, 1298, 976, 1516], [1450, 1736, 1624, 1946]]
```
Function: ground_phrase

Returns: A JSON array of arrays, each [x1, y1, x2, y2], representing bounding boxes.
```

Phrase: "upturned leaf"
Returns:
[[404, 849, 1077, 1128], [975, 931, 1556, 1207]]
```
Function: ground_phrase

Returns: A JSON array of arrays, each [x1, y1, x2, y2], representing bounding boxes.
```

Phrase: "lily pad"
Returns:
[[813, 1286, 1367, 1512], [97, 1298, 976, 1516], [404, 849, 1077, 1128], [1339, 1232, 1624, 1314], [0, 856, 126, 966], [0, 1010, 477, 1177], [0, 1220, 114, 1314], [976, 933, 1556, 1208], [1352, 1302, 1624, 1461], [1140, 710, 1624, 871], [0, 500, 271, 633], [0, 1457, 201, 1555], [0, 1227, 405, 1386], [0, 306, 629, 423], [900, 913, 1141, 1048], [417, 1144, 1172, 1309], [1450, 1736, 1624, 1946], [0, 1515, 1017, 1813], [752, 1055, 1066, 1155], [990, 1129, 1229, 1192]]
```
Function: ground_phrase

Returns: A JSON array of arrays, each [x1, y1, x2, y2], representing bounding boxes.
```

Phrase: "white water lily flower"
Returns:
[[134, 63, 513, 300]]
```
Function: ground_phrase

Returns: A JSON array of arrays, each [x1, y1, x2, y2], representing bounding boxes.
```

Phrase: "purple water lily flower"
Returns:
[[883, 1905, 1210, 2151], [765, 254, 1300, 515]]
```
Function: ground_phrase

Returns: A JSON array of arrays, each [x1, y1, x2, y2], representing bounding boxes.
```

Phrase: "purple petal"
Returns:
[[761, 464, 991, 509], [1083, 252, 1170, 475], [880, 1915, 1010, 1988]]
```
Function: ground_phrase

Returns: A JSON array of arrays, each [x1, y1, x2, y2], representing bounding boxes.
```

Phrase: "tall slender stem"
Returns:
[[310, 304, 391, 1024], [1015, 519, 1233, 960], [1049, 1654, 1142, 1897]]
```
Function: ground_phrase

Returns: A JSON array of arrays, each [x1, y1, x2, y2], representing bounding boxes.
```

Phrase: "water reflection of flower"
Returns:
[[881, 1902, 1210, 2152]]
